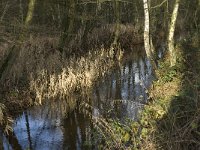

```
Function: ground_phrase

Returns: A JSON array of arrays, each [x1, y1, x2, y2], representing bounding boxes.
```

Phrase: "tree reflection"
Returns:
[[5, 48, 154, 149], [25, 111, 33, 150]]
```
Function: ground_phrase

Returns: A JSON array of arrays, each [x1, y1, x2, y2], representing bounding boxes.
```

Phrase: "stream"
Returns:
[[1, 47, 156, 150]]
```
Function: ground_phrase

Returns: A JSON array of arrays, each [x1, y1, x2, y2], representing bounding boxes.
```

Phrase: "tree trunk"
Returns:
[[25, 0, 36, 26], [143, 0, 157, 69], [58, 0, 75, 53], [80, 3, 95, 50], [0, 0, 36, 80], [112, 0, 120, 46], [168, 0, 180, 66]]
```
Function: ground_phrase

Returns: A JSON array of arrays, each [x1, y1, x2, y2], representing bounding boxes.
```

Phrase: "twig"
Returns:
[[0, 2, 9, 22], [151, 0, 167, 9]]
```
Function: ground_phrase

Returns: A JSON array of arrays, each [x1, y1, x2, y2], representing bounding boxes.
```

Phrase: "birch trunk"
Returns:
[[143, 0, 156, 69], [168, 0, 180, 66]]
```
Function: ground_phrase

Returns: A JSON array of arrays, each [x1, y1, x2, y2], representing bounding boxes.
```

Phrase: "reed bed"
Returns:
[[1, 35, 124, 106]]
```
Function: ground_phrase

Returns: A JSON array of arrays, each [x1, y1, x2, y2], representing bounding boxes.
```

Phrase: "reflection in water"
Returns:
[[3, 49, 154, 150], [92, 51, 153, 121]]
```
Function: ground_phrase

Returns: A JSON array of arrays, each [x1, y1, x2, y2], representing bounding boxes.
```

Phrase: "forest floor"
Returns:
[[138, 38, 200, 149]]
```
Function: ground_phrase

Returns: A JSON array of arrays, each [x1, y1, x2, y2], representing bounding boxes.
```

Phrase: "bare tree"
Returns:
[[168, 0, 180, 66], [143, 0, 157, 69]]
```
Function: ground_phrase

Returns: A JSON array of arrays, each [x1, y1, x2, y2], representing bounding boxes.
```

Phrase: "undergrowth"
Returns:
[[0, 21, 142, 134], [92, 37, 200, 150]]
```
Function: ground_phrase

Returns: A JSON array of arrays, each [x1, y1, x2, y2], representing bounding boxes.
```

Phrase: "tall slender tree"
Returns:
[[143, 0, 157, 69], [168, 0, 180, 66]]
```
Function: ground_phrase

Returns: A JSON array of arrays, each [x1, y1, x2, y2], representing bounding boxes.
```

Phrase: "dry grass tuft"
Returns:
[[1, 35, 123, 105], [29, 47, 118, 104], [0, 103, 13, 134]]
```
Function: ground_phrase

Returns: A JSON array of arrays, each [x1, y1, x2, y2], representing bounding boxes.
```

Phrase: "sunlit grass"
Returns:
[[0, 103, 13, 134], [0, 36, 124, 105]]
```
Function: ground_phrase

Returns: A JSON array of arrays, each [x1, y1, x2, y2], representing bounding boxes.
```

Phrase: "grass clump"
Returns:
[[0, 103, 13, 134]]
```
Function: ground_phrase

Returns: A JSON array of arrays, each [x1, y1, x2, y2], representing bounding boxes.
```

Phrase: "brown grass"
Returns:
[[0, 34, 124, 106]]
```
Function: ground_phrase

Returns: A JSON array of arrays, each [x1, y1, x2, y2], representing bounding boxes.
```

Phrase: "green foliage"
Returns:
[[161, 68, 177, 82]]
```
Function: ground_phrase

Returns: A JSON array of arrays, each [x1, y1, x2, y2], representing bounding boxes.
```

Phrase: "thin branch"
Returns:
[[151, 0, 167, 9], [0, 2, 9, 22], [78, 0, 133, 5]]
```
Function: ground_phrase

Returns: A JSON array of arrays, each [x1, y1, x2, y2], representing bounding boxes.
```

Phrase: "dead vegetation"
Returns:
[[0, 31, 127, 110]]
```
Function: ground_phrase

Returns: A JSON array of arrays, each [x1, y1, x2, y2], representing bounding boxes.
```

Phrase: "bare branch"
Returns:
[[78, 0, 133, 5], [0, 2, 9, 22], [151, 0, 167, 9]]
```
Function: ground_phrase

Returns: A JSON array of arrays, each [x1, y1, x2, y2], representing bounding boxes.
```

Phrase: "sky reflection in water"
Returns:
[[3, 49, 154, 150]]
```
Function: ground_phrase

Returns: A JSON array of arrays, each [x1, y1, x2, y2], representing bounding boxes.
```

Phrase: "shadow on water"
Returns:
[[2, 46, 157, 150], [155, 42, 200, 149]]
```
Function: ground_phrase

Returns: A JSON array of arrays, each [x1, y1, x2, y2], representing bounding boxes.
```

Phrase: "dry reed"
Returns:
[[1, 35, 124, 105]]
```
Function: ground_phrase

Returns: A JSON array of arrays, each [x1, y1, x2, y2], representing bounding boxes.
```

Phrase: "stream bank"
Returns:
[[134, 39, 200, 149], [1, 46, 154, 150]]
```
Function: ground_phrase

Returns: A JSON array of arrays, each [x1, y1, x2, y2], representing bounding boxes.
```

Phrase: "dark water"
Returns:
[[1, 48, 155, 150]]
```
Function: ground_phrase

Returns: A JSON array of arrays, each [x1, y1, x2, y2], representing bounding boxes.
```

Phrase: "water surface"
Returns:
[[2, 48, 154, 150]]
